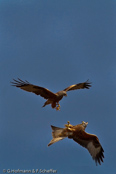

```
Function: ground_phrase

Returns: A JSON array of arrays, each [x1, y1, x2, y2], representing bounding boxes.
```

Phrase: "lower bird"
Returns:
[[48, 121, 104, 165], [11, 78, 91, 110]]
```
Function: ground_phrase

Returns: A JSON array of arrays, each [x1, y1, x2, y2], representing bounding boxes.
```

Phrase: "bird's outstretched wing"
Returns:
[[11, 78, 57, 99], [73, 132, 104, 165], [64, 80, 91, 92]]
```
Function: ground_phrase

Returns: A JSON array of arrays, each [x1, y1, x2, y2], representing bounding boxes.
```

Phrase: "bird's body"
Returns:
[[43, 91, 67, 109], [48, 121, 104, 165], [11, 78, 91, 110]]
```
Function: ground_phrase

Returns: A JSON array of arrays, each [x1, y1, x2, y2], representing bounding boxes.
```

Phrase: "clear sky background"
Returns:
[[0, 0, 116, 174]]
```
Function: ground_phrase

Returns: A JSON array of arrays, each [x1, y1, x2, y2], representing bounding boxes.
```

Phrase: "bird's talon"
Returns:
[[56, 106, 60, 111], [55, 103, 60, 110], [67, 121, 70, 125], [65, 121, 70, 128]]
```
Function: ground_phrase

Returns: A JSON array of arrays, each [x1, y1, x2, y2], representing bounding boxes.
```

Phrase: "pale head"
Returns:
[[81, 121, 88, 128], [56, 90, 67, 97]]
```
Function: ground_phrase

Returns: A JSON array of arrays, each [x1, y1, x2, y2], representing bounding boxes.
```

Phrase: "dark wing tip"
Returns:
[[84, 79, 92, 89], [10, 78, 30, 87], [95, 147, 104, 166]]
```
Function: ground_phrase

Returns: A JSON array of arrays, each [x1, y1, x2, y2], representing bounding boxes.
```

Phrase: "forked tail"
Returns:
[[48, 126, 66, 146]]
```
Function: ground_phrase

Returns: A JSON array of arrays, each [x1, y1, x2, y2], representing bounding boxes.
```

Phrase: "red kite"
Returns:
[[48, 121, 104, 165], [11, 78, 91, 110]]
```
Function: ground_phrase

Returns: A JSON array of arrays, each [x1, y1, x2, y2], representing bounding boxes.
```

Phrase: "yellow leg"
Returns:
[[56, 106, 60, 111], [56, 103, 60, 111], [65, 121, 70, 128]]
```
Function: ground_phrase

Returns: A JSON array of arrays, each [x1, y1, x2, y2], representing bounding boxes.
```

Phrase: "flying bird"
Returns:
[[11, 78, 91, 110], [48, 121, 104, 165]]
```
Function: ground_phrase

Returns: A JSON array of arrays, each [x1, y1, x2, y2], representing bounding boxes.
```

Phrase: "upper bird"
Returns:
[[11, 78, 91, 110], [48, 121, 104, 165]]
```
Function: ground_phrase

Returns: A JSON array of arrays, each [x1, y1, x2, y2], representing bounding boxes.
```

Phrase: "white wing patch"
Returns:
[[87, 142, 101, 159]]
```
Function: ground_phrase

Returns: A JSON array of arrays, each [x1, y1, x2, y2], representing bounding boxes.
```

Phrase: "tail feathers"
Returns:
[[42, 100, 52, 107], [42, 102, 56, 108], [48, 125, 66, 146], [51, 126, 64, 138], [48, 137, 65, 146], [42, 101, 47, 107]]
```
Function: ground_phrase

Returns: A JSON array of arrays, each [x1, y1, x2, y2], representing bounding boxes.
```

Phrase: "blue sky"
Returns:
[[0, 0, 116, 173]]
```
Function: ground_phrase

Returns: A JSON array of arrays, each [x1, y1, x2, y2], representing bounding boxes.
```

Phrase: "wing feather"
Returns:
[[64, 80, 91, 92], [11, 78, 57, 99], [73, 132, 104, 165]]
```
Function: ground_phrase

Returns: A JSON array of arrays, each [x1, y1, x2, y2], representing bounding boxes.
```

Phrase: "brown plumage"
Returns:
[[48, 121, 104, 165], [11, 78, 91, 110]]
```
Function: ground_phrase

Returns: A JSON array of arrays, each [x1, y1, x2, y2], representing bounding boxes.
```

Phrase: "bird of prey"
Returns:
[[11, 78, 91, 110], [48, 121, 104, 165]]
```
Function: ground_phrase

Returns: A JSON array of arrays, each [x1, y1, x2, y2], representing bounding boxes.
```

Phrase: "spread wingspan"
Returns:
[[11, 78, 92, 110]]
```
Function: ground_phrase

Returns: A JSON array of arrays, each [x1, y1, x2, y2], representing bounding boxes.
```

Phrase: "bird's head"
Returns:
[[62, 91, 67, 97], [81, 121, 88, 128]]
